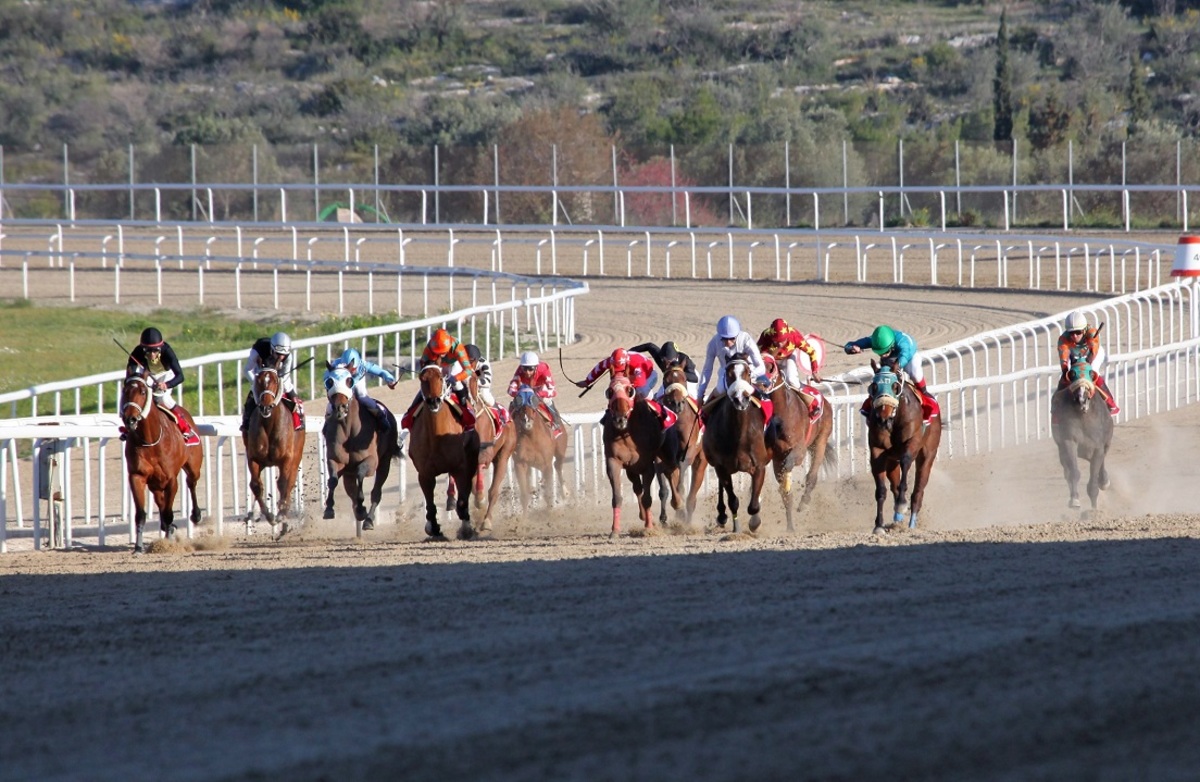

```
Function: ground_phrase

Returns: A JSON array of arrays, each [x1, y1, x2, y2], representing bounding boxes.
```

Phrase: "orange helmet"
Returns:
[[610, 348, 630, 371], [430, 328, 453, 354]]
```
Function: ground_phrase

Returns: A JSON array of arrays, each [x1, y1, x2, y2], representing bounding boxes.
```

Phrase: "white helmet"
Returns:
[[1064, 311, 1087, 332], [717, 315, 741, 339], [519, 351, 539, 368], [270, 332, 292, 354]]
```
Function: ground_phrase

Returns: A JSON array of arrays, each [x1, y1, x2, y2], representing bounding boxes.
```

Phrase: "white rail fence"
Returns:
[[0, 223, 1174, 295], [5, 279, 1200, 552]]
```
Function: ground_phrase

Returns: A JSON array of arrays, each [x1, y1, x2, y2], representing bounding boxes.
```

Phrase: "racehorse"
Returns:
[[322, 364, 399, 536], [761, 357, 836, 533], [1051, 355, 1113, 512], [700, 353, 771, 534], [120, 368, 203, 553], [865, 358, 942, 534], [468, 379, 517, 535], [657, 362, 706, 525], [509, 386, 569, 512], [408, 364, 481, 539], [243, 366, 306, 538], [602, 373, 667, 537]]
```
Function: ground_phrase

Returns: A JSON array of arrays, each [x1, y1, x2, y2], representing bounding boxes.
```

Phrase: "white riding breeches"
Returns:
[[478, 387, 496, 407]]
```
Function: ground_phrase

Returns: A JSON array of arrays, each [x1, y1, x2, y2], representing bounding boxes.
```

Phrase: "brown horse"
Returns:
[[120, 369, 203, 553], [603, 374, 667, 537], [509, 386, 569, 511], [409, 365, 481, 539], [701, 353, 771, 534], [468, 383, 517, 535], [865, 359, 942, 534], [657, 363, 706, 525], [761, 358, 837, 533], [243, 366, 306, 538], [322, 363, 399, 536], [1051, 356, 1113, 512]]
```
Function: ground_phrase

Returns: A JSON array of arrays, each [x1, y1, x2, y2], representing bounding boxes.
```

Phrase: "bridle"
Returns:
[[121, 375, 164, 447], [254, 367, 281, 416]]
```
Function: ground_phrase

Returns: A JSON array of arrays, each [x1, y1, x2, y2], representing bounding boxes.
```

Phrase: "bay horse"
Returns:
[[468, 379, 517, 536], [657, 363, 706, 525], [322, 364, 399, 536], [603, 373, 667, 537], [1051, 355, 1113, 512], [509, 386, 569, 512], [408, 364, 481, 539], [700, 353, 771, 534], [120, 368, 203, 553], [865, 358, 941, 534], [761, 356, 836, 533], [243, 366, 306, 538]]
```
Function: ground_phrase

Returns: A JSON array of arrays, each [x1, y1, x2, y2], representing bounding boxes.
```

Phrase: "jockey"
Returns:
[[630, 340, 699, 399], [697, 315, 770, 403], [577, 347, 676, 430], [507, 350, 565, 432], [329, 347, 397, 432], [242, 331, 304, 432], [400, 327, 475, 431], [123, 327, 198, 444], [757, 318, 822, 386], [844, 325, 940, 423], [1057, 311, 1119, 416], [465, 344, 496, 407]]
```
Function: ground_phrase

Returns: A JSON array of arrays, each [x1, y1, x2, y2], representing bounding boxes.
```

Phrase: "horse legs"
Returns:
[[474, 465, 486, 510], [639, 468, 657, 529], [908, 450, 937, 529], [1084, 446, 1105, 511], [323, 469, 339, 520], [129, 475, 149, 554], [774, 457, 796, 534], [247, 461, 274, 530], [153, 481, 179, 540], [684, 456, 706, 525], [656, 467, 672, 525], [1056, 438, 1082, 509], [364, 457, 392, 531], [419, 472, 444, 539], [747, 466, 767, 533], [347, 463, 370, 530], [453, 470, 476, 541], [184, 449, 204, 527], [893, 452, 915, 524], [514, 463, 533, 512], [871, 462, 890, 535], [606, 456, 624, 538]]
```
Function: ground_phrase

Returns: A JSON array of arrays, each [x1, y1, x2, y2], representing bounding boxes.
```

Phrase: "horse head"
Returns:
[[323, 362, 355, 421], [868, 360, 904, 430], [1066, 358, 1097, 413], [723, 353, 757, 411], [660, 363, 689, 412], [121, 372, 154, 431], [419, 364, 451, 414], [509, 386, 540, 432], [760, 354, 781, 387], [606, 374, 636, 430], [254, 366, 282, 417]]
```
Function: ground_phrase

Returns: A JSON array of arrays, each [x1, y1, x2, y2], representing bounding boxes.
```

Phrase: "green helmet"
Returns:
[[870, 325, 896, 355]]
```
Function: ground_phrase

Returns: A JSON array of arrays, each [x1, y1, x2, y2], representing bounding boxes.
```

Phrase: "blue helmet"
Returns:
[[340, 347, 362, 368], [717, 315, 741, 339]]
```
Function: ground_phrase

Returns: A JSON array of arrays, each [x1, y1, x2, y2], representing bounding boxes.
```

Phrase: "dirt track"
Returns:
[[4, 236, 1200, 780]]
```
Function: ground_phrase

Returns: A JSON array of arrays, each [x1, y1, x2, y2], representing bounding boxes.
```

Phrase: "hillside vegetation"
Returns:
[[2, 0, 1200, 227]]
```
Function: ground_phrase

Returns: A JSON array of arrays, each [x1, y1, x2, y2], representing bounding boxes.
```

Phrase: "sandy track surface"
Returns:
[[4, 236, 1200, 780]]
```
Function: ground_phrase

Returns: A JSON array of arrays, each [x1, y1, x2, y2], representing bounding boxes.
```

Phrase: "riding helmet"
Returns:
[[465, 344, 482, 363], [519, 350, 539, 368], [717, 315, 741, 339], [270, 331, 292, 355], [430, 328, 453, 354], [1064, 311, 1088, 332], [340, 347, 362, 368], [660, 342, 679, 364], [870, 325, 896, 355], [139, 327, 164, 348], [610, 348, 630, 370]]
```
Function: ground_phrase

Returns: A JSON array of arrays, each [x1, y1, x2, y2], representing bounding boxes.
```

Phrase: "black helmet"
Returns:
[[465, 344, 482, 362], [661, 341, 679, 364], [140, 327, 164, 348]]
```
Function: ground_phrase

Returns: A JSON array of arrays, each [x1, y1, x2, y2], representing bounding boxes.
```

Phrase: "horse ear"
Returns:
[[892, 382, 902, 396], [605, 387, 613, 400], [868, 382, 877, 396], [325, 360, 334, 371]]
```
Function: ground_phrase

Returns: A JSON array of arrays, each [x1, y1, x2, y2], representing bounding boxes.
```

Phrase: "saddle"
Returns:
[[154, 403, 201, 446]]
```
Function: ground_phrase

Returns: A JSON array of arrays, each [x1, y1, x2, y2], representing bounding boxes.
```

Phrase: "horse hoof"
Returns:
[[133, 545, 146, 555], [748, 516, 762, 533], [323, 508, 335, 520], [1068, 498, 1081, 509], [362, 520, 375, 531], [873, 526, 887, 536]]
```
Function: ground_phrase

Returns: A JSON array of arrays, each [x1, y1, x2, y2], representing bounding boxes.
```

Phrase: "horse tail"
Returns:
[[820, 439, 839, 477]]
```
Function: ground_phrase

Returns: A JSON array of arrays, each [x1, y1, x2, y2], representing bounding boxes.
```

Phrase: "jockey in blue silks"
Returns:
[[328, 347, 398, 432]]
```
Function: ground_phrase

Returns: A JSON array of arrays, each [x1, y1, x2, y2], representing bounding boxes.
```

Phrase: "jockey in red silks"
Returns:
[[576, 348, 677, 431], [507, 350, 566, 433], [1057, 311, 1119, 416], [757, 317, 825, 422]]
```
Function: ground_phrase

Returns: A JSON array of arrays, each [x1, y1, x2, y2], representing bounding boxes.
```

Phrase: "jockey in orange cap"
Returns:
[[400, 327, 476, 431]]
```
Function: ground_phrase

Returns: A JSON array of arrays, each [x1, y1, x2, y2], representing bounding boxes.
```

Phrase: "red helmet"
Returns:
[[430, 328, 453, 354], [610, 348, 630, 371], [769, 318, 789, 335]]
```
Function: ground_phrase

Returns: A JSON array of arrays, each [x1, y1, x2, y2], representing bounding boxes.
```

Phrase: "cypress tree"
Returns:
[[993, 10, 1014, 142]]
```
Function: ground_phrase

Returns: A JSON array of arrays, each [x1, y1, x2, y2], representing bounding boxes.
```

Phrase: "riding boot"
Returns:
[[859, 397, 871, 418], [373, 405, 390, 433], [915, 379, 940, 423], [286, 392, 305, 430], [400, 392, 421, 430], [178, 415, 199, 445], [241, 394, 254, 433], [1095, 375, 1120, 416]]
